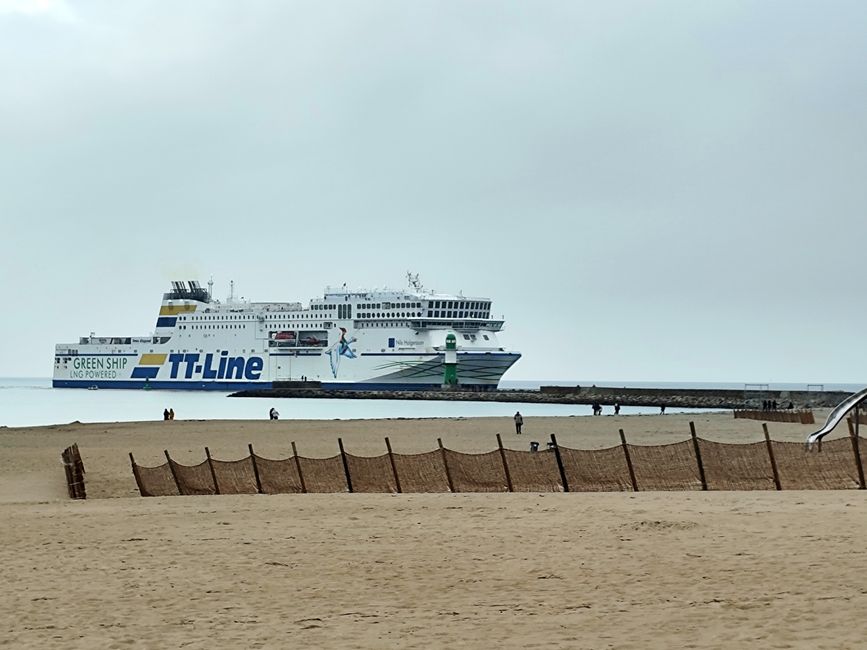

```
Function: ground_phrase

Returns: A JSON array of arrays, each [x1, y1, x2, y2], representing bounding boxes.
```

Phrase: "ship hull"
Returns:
[[52, 351, 520, 391]]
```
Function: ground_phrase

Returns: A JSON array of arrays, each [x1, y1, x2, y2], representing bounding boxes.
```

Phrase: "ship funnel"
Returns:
[[171, 280, 189, 295]]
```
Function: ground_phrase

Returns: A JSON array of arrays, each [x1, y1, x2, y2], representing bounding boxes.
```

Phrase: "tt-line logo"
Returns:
[[168, 353, 264, 380]]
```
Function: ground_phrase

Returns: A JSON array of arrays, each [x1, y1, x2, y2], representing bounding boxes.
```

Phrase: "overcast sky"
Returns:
[[1, 0, 865, 384]]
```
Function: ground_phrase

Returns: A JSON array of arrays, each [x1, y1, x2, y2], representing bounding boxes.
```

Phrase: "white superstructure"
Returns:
[[53, 277, 521, 391]]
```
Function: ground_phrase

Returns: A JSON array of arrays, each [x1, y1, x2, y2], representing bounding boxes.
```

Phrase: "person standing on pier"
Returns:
[[514, 411, 523, 435]]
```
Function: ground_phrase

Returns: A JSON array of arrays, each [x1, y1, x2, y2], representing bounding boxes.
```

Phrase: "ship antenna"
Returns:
[[407, 271, 423, 292], [208, 276, 214, 302], [229, 280, 234, 303]]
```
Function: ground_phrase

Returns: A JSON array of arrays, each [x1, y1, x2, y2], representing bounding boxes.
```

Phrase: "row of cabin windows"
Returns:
[[180, 324, 247, 330], [168, 303, 486, 321], [180, 323, 327, 330], [429, 300, 488, 310], [330, 301, 422, 310], [358, 312, 421, 319], [183, 314, 255, 320], [183, 313, 329, 321], [178, 309, 492, 326], [357, 321, 411, 328], [353, 310, 489, 320], [431, 311, 489, 319]]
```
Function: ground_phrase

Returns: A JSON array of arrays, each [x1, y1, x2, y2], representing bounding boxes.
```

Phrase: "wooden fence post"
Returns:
[[762, 423, 781, 491], [164, 449, 182, 494], [496, 434, 514, 492], [71, 444, 85, 499], [129, 452, 145, 496], [61, 448, 74, 498], [689, 422, 708, 491], [549, 434, 570, 493], [73, 444, 84, 475], [61, 445, 86, 500], [204, 447, 220, 495], [385, 437, 402, 494], [248, 443, 263, 494], [338, 438, 353, 493], [619, 429, 638, 492], [850, 406, 866, 490], [438, 438, 455, 493], [291, 441, 307, 494], [856, 404, 861, 441]]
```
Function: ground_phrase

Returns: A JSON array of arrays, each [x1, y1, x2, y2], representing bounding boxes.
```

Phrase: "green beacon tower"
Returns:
[[442, 333, 458, 388]]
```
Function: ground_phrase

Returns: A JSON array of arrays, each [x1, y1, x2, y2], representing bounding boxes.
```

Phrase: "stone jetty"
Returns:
[[230, 384, 852, 410]]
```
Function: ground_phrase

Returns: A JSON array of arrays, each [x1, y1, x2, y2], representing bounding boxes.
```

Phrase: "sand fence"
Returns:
[[128, 423, 867, 496], [61, 443, 86, 499], [733, 410, 815, 424]]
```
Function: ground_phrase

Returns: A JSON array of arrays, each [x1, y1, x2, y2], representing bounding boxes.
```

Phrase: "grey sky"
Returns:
[[2, 0, 865, 383]]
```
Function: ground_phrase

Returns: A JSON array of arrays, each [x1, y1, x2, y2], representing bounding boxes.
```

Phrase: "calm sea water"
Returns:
[[1, 378, 859, 428]]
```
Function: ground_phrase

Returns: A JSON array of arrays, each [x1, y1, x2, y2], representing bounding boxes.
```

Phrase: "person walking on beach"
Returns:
[[168, 408, 175, 420], [514, 411, 523, 434], [269, 407, 279, 420], [614, 402, 621, 416], [660, 404, 666, 415], [163, 408, 169, 421]]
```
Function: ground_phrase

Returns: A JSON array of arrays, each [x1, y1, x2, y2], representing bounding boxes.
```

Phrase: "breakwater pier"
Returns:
[[231, 384, 852, 410]]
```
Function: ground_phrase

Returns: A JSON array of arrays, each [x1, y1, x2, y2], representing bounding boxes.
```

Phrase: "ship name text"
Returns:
[[70, 356, 129, 379], [168, 353, 264, 380]]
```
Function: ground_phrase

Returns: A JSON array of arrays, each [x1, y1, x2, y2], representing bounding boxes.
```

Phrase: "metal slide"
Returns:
[[807, 387, 867, 445]]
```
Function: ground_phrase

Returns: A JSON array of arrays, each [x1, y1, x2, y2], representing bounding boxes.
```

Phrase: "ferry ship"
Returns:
[[53, 276, 521, 391]]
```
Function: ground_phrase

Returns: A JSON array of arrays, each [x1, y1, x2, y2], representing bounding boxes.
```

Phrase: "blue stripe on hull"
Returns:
[[131, 367, 160, 379], [52, 379, 500, 391], [53, 379, 275, 391]]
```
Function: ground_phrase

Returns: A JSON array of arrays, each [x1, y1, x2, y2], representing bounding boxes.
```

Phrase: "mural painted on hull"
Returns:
[[327, 327, 357, 378], [369, 354, 517, 382]]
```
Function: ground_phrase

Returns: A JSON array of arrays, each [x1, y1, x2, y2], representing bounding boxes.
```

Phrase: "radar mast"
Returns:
[[407, 271, 424, 292]]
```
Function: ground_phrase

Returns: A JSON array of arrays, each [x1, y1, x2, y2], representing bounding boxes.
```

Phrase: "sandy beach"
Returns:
[[3, 412, 866, 648]]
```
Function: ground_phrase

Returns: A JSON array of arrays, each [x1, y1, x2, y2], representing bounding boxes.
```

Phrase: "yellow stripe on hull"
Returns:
[[139, 353, 167, 366], [159, 304, 198, 315]]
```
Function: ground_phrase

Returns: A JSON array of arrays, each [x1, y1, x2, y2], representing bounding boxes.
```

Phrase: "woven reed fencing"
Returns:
[[733, 410, 815, 424], [129, 424, 867, 495], [61, 443, 86, 499], [849, 412, 867, 427]]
